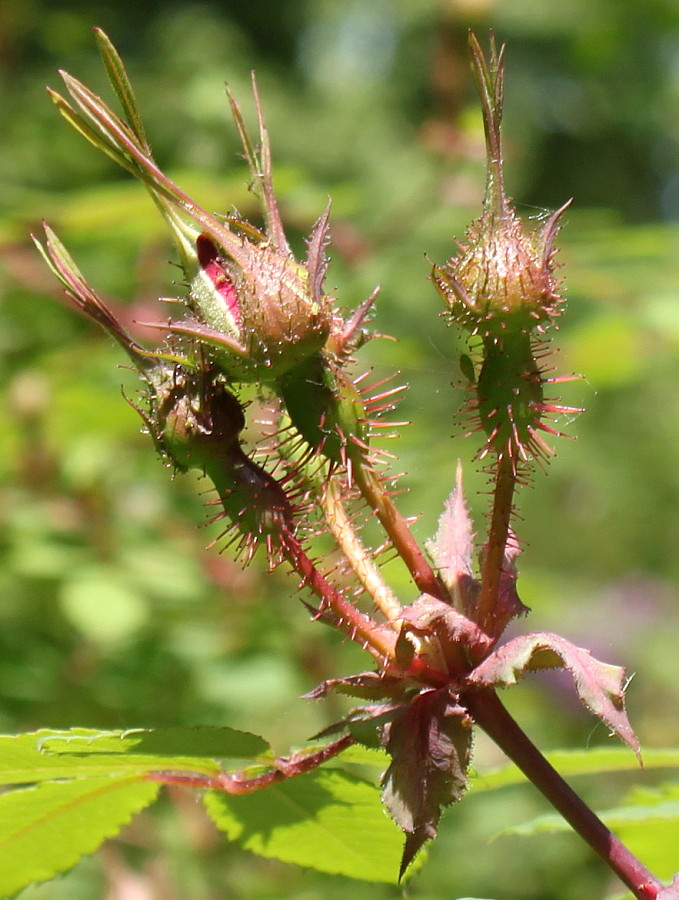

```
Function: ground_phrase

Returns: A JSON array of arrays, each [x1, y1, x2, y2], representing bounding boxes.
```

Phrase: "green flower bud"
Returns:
[[433, 202, 567, 338], [151, 368, 245, 472], [431, 35, 579, 469], [149, 369, 294, 560], [432, 34, 567, 339]]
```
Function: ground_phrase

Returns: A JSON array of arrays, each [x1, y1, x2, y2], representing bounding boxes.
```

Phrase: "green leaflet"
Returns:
[[0, 775, 159, 898], [0, 733, 677, 891], [205, 767, 412, 884], [0, 727, 270, 785], [468, 747, 679, 794], [335, 744, 679, 790]]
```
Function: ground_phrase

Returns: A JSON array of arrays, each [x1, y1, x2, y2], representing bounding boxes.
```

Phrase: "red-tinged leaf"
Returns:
[[400, 595, 494, 668], [316, 700, 407, 750], [477, 526, 528, 633], [426, 463, 479, 613], [380, 687, 473, 877], [304, 671, 409, 702], [658, 875, 679, 899], [141, 318, 248, 358], [467, 632, 640, 757]]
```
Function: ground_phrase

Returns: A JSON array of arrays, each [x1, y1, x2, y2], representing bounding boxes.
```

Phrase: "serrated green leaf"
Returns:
[[333, 745, 389, 767], [0, 730, 138, 784], [505, 782, 679, 837], [40, 725, 270, 759], [616, 820, 679, 883], [0, 774, 159, 897], [470, 746, 679, 882], [204, 767, 410, 883], [0, 727, 270, 785]]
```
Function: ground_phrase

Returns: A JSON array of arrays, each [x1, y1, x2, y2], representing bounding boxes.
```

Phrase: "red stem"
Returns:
[[465, 689, 663, 900], [148, 734, 355, 795], [281, 529, 397, 663], [478, 453, 515, 637], [354, 465, 451, 604]]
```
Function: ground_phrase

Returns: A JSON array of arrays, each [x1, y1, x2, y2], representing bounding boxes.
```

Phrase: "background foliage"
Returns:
[[2, 0, 679, 897]]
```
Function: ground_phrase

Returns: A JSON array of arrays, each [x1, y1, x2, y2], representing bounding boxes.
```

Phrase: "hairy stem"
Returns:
[[466, 689, 663, 900], [353, 465, 451, 604], [147, 734, 355, 795], [321, 478, 403, 627], [280, 528, 397, 663], [477, 453, 515, 636]]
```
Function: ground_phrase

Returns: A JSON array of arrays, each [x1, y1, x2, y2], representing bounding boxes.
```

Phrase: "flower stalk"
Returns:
[[478, 453, 516, 638]]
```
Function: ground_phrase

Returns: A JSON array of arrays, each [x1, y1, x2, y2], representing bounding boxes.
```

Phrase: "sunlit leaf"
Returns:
[[39, 725, 270, 759], [0, 727, 270, 785], [468, 633, 640, 756], [0, 774, 159, 897], [469, 748, 679, 794], [496, 783, 679, 884], [425, 462, 475, 603], [205, 767, 410, 883]]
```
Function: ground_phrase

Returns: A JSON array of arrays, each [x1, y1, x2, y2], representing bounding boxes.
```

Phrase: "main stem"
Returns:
[[466, 689, 663, 900]]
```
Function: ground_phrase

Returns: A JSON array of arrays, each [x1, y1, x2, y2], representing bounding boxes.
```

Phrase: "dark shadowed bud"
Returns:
[[149, 369, 295, 564], [34, 224, 294, 564], [432, 33, 568, 339]]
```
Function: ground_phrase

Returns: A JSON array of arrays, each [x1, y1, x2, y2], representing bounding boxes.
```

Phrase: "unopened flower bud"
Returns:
[[431, 35, 578, 468], [433, 203, 566, 338], [49, 41, 335, 386], [151, 369, 245, 472], [187, 232, 331, 382], [148, 367, 295, 563], [432, 34, 567, 339]]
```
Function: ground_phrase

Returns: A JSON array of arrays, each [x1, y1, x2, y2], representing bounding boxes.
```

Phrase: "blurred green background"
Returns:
[[3, 0, 679, 897]]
